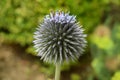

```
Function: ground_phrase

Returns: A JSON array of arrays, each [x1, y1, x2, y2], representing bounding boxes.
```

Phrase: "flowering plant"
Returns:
[[33, 11, 87, 80]]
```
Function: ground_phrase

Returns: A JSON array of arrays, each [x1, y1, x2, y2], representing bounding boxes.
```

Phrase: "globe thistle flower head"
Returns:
[[44, 11, 76, 24], [33, 11, 87, 64]]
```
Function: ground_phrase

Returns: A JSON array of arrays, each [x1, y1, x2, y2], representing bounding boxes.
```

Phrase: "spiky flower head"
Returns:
[[33, 11, 87, 64]]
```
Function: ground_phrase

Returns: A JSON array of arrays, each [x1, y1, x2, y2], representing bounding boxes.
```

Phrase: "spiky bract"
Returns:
[[33, 11, 87, 64]]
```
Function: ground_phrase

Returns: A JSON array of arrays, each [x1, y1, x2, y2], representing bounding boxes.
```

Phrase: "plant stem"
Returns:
[[55, 63, 61, 80]]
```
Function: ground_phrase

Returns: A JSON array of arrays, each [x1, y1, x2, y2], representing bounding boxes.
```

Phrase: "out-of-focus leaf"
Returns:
[[111, 71, 120, 80], [91, 35, 114, 50], [90, 25, 114, 51], [71, 73, 81, 80]]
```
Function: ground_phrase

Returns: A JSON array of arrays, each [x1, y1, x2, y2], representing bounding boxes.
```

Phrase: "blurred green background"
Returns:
[[0, 0, 120, 80]]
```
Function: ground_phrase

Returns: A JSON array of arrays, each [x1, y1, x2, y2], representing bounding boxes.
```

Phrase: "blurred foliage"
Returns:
[[0, 0, 112, 53], [71, 73, 81, 80], [0, 0, 120, 80], [111, 71, 120, 80]]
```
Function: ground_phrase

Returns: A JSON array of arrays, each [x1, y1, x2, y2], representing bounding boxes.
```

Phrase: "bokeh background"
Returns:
[[0, 0, 120, 80]]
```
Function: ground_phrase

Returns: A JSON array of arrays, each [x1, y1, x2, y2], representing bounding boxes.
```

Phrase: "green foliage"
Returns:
[[91, 57, 111, 80], [89, 1, 120, 78], [0, 0, 108, 54], [112, 23, 120, 55], [91, 34, 114, 51], [71, 73, 81, 80], [90, 18, 120, 80], [111, 71, 120, 80], [40, 63, 55, 76]]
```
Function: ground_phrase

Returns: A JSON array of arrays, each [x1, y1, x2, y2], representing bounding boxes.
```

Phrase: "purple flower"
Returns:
[[33, 11, 87, 64]]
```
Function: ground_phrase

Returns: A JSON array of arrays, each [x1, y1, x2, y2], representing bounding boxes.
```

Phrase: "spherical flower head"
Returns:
[[33, 11, 87, 64]]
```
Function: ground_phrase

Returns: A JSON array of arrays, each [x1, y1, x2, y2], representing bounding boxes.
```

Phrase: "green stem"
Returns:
[[55, 63, 61, 80]]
